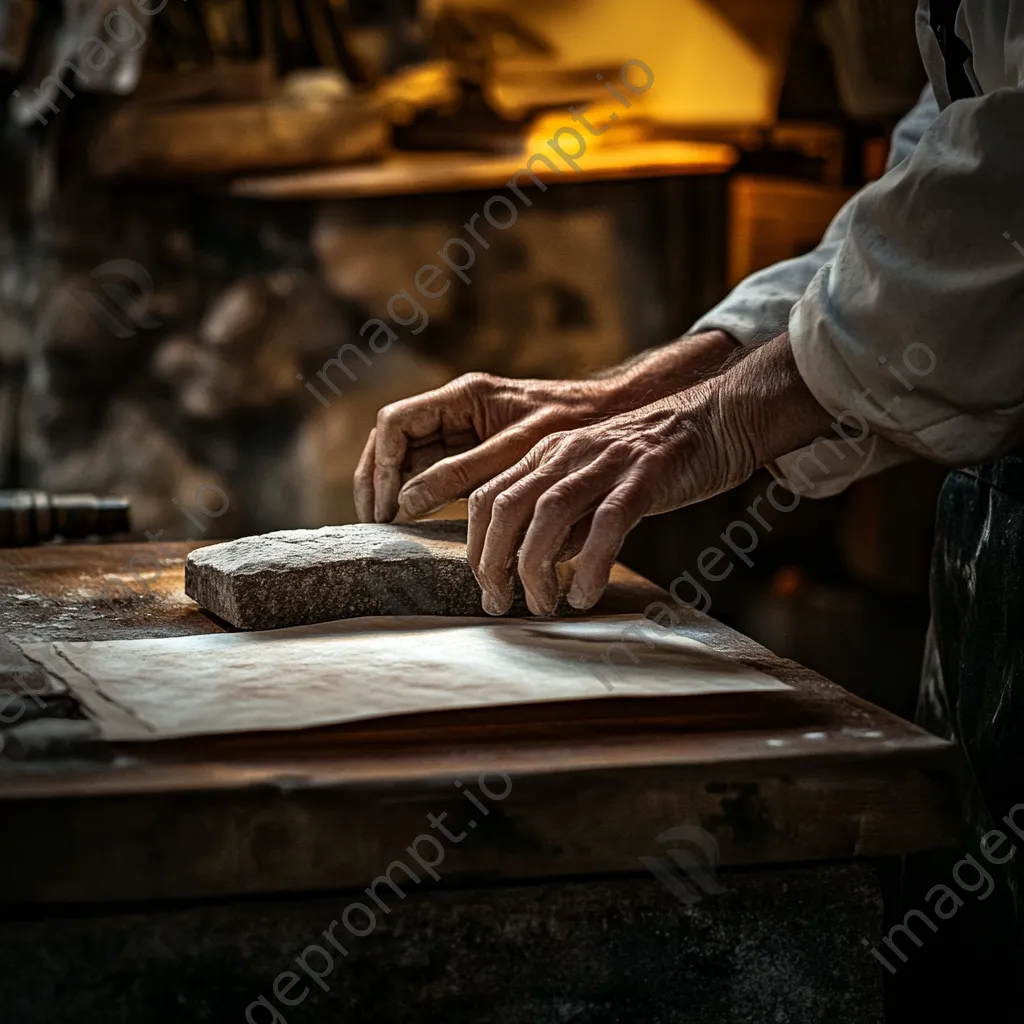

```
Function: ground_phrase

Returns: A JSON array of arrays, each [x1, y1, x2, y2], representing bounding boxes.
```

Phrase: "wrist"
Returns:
[[707, 333, 834, 467], [597, 329, 739, 415]]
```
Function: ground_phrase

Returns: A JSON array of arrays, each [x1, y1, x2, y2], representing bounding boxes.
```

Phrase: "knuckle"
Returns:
[[459, 371, 496, 393], [377, 402, 404, 431], [634, 451, 663, 476], [490, 492, 517, 523], [440, 458, 469, 493], [517, 544, 537, 572], [518, 541, 550, 575], [468, 487, 491, 517], [608, 440, 635, 462], [477, 547, 500, 574], [534, 490, 568, 521], [593, 502, 628, 533], [477, 548, 508, 585]]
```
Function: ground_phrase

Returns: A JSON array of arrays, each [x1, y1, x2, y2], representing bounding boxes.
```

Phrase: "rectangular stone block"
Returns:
[[185, 520, 539, 629]]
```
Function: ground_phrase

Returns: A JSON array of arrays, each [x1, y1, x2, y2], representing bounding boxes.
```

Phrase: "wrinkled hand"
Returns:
[[468, 333, 833, 615], [354, 372, 620, 523], [355, 331, 739, 523], [468, 395, 740, 615]]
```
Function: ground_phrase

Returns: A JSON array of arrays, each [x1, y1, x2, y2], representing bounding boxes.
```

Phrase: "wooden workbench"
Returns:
[[0, 542, 961, 1024]]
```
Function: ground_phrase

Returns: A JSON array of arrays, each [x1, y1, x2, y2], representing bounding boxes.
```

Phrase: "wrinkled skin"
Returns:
[[356, 332, 832, 614], [467, 398, 730, 615], [355, 330, 738, 524], [354, 374, 612, 525]]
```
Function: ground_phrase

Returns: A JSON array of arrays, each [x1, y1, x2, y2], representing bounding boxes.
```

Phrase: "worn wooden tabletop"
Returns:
[[0, 542, 961, 907]]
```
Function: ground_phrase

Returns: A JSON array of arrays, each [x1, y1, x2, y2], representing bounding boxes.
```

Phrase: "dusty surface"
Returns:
[[184, 520, 553, 629], [0, 541, 961, 915]]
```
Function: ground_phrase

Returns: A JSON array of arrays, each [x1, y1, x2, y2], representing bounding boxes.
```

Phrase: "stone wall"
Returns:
[[1, 154, 695, 540]]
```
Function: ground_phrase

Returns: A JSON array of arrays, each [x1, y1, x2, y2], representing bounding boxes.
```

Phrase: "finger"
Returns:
[[466, 459, 537, 613], [568, 476, 650, 611], [398, 428, 539, 519], [478, 467, 565, 616], [374, 374, 499, 523], [354, 428, 377, 523], [374, 399, 442, 523], [373, 388, 478, 523], [405, 437, 474, 480], [466, 458, 534, 572], [518, 459, 624, 615]]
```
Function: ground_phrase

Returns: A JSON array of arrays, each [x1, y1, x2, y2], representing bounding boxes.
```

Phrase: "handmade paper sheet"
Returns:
[[17, 614, 788, 741]]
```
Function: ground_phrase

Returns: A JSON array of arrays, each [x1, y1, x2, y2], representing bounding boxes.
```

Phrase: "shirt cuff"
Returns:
[[772, 264, 919, 495], [789, 262, 1024, 468]]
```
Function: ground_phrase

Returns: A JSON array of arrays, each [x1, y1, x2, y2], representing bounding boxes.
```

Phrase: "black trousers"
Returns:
[[886, 455, 1024, 1017]]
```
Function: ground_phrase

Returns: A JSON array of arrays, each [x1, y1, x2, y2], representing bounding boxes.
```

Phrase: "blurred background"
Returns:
[[0, 0, 939, 715]]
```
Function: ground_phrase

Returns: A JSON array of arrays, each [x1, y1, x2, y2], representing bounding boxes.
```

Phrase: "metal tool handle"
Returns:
[[0, 491, 132, 546]]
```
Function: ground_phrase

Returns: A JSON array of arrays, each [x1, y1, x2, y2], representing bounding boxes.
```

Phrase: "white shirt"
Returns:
[[692, 0, 1024, 495]]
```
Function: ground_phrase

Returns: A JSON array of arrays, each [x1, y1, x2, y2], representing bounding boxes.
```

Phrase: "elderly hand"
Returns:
[[467, 333, 834, 615], [354, 374, 612, 523], [354, 331, 738, 523]]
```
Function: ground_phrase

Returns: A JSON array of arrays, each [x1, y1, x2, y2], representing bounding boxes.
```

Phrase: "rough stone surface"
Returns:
[[185, 520, 540, 629]]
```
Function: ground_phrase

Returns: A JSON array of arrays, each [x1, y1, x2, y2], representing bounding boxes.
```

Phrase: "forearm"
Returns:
[[654, 332, 835, 501], [690, 87, 939, 351], [590, 330, 739, 413], [582, 89, 942, 455], [708, 332, 835, 471]]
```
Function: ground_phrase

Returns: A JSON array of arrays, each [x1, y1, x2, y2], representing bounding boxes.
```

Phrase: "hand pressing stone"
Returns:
[[184, 520, 554, 630]]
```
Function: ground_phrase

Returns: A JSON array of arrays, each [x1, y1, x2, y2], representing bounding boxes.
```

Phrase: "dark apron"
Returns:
[[882, 7, 1012, 1018], [885, 458, 1024, 1017]]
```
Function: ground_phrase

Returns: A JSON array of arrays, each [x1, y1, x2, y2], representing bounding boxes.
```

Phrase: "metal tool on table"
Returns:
[[0, 490, 131, 546]]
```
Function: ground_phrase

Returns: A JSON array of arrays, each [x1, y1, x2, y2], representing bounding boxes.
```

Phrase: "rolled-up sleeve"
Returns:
[[691, 86, 941, 495], [790, 85, 1024, 469]]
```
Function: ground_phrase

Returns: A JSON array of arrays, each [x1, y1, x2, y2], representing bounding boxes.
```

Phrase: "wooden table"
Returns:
[[0, 542, 961, 1024]]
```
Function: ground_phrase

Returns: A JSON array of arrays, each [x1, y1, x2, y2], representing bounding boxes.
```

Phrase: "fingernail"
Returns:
[[524, 587, 554, 617], [568, 579, 587, 609], [481, 584, 513, 616], [399, 484, 429, 518]]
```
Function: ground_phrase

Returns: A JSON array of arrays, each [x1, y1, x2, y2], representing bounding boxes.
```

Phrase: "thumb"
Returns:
[[397, 428, 539, 517]]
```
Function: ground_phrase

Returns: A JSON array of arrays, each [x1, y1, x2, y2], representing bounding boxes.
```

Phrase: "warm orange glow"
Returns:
[[436, 0, 801, 127]]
